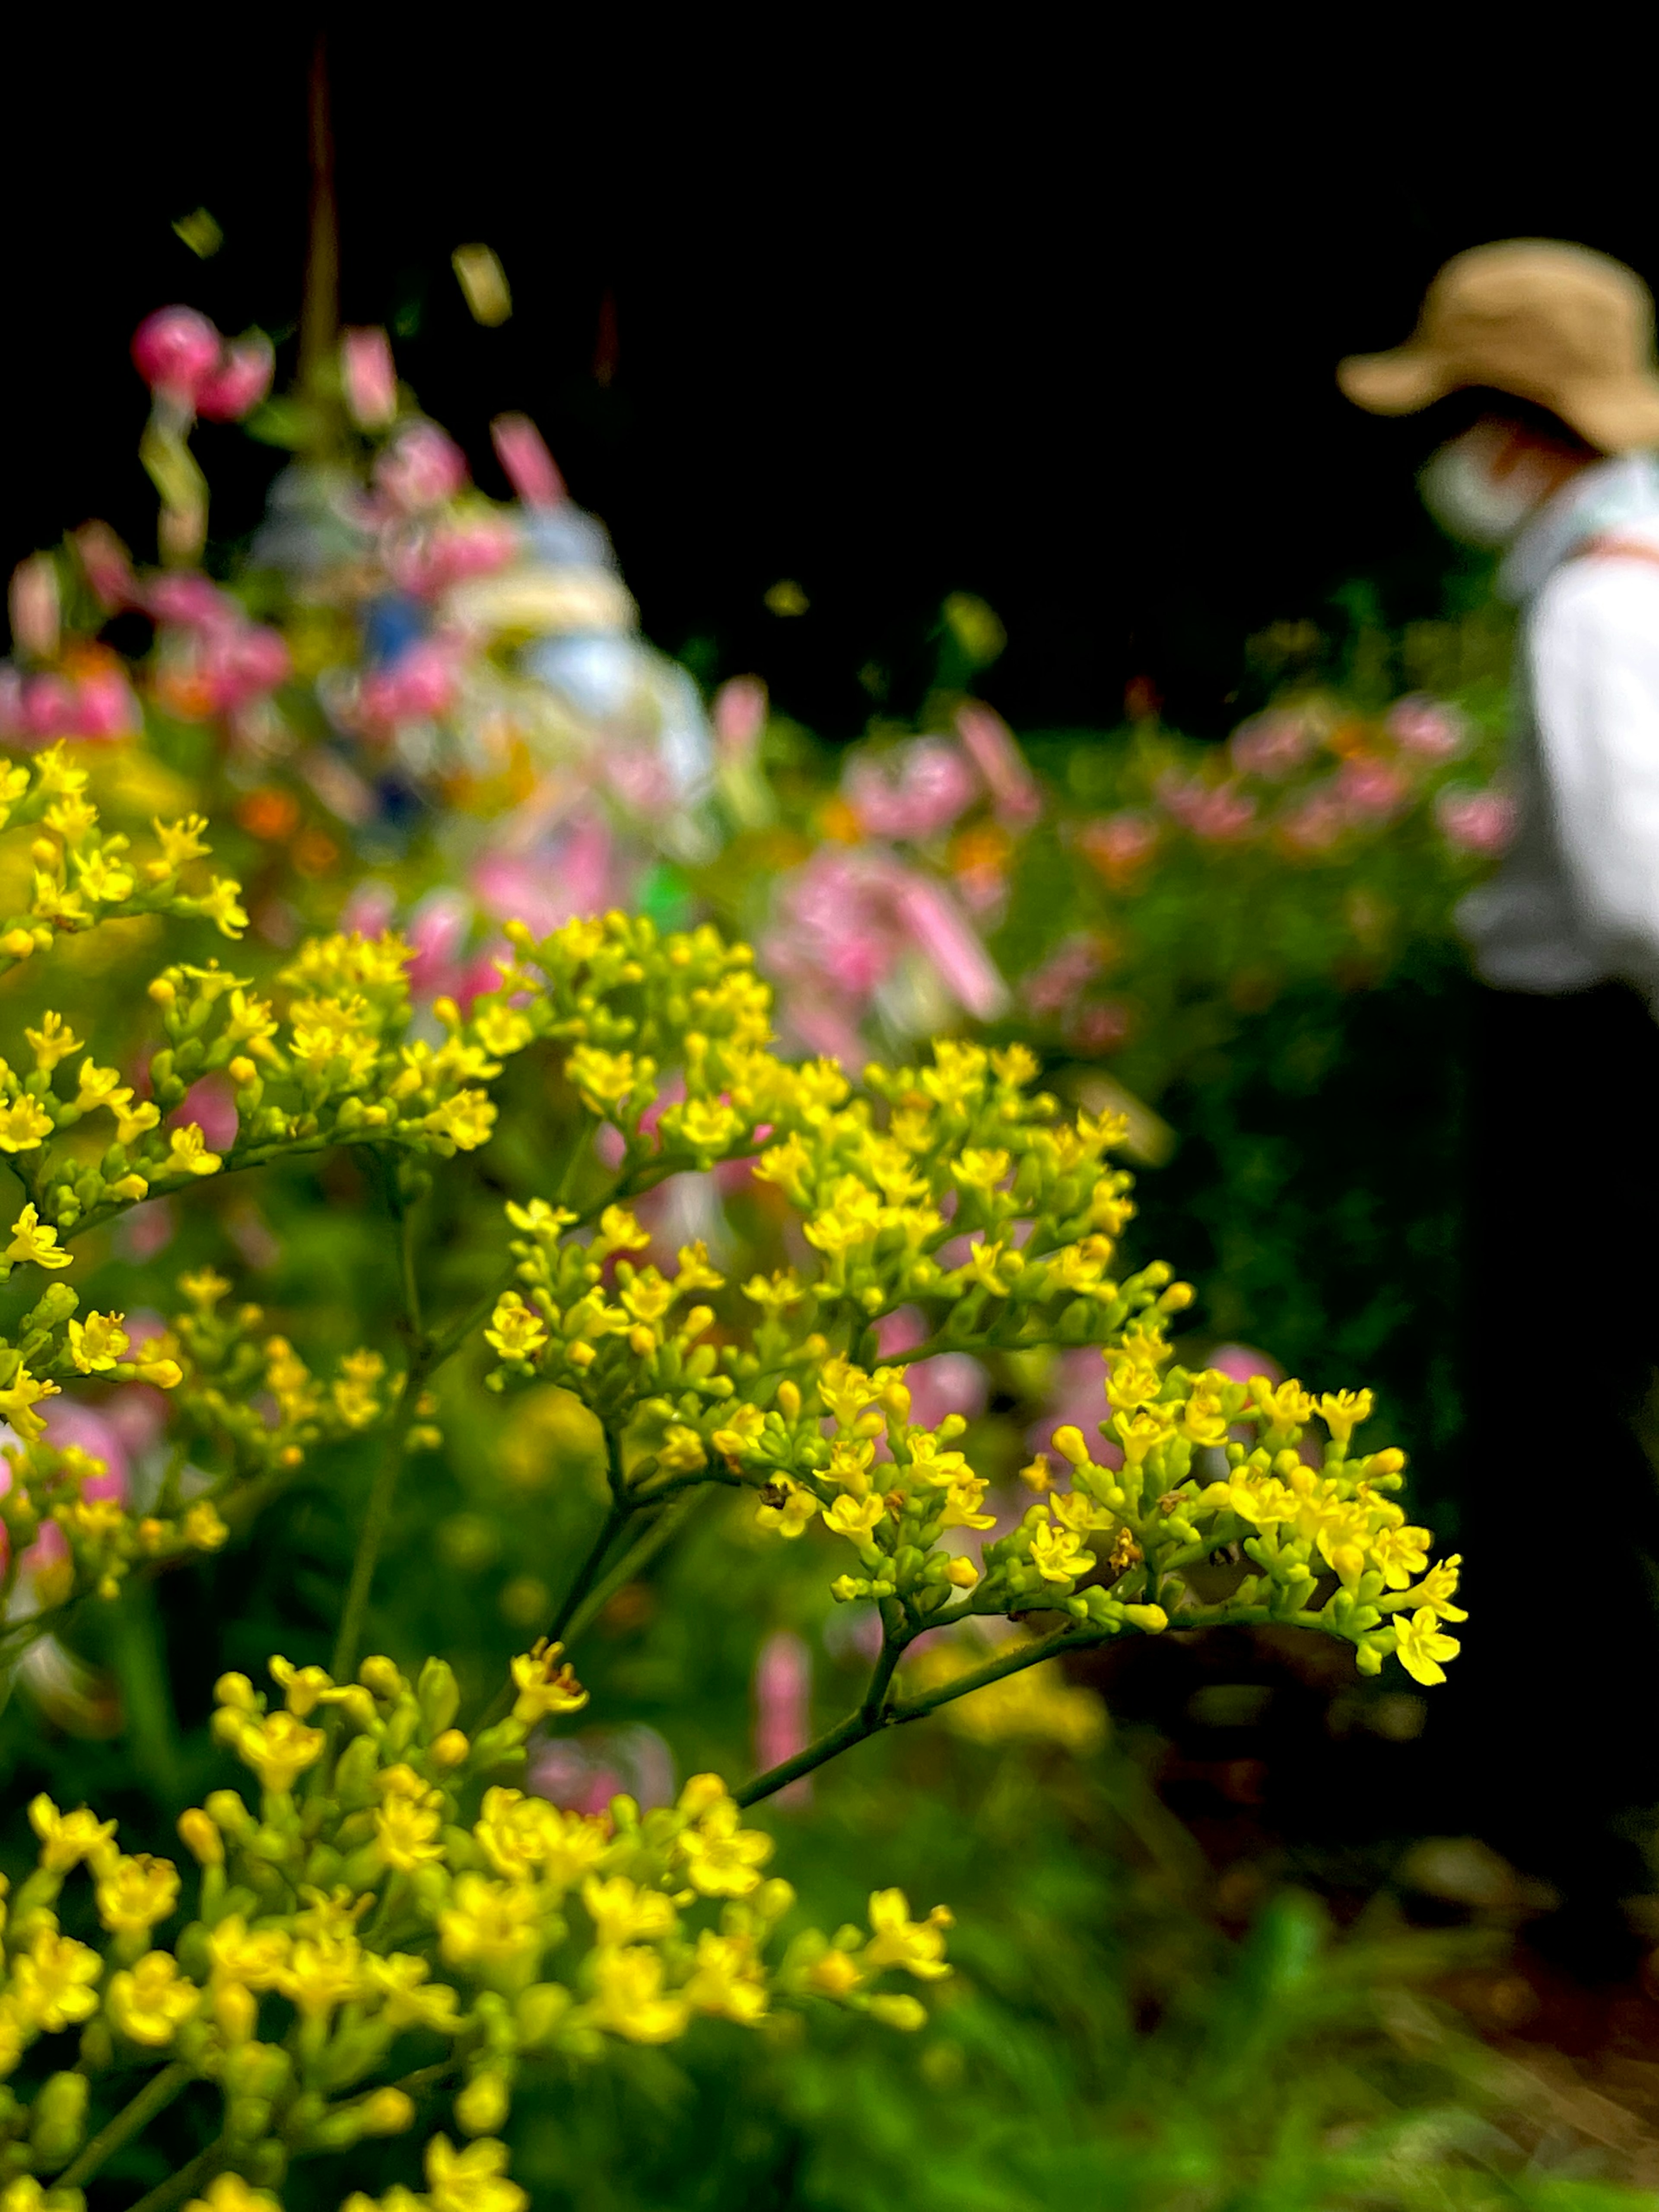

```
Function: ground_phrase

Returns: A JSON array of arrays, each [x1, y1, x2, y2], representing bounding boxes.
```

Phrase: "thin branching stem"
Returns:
[[56, 2060, 193, 2188]]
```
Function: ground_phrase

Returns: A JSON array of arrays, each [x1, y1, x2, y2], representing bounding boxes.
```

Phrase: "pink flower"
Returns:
[[529, 1724, 676, 1815], [9, 555, 59, 660], [845, 737, 979, 842], [1230, 712, 1316, 780], [353, 639, 458, 731], [341, 881, 399, 938], [1276, 787, 1351, 855], [1025, 936, 1103, 1016], [1334, 756, 1408, 819], [383, 513, 518, 599], [70, 523, 137, 611], [1437, 785, 1517, 855], [374, 422, 469, 514], [1070, 1000, 1133, 1054], [956, 701, 1040, 826], [905, 1354, 988, 1428], [172, 1075, 238, 1154], [713, 675, 768, 762], [1079, 811, 1160, 884], [195, 334, 274, 423], [1206, 1342, 1282, 1387], [491, 413, 566, 508], [41, 1401, 130, 1505], [1387, 695, 1467, 760], [473, 812, 613, 938], [406, 889, 474, 994], [890, 872, 1008, 1020], [1158, 774, 1257, 842], [753, 1632, 813, 1802], [342, 327, 399, 429], [131, 306, 221, 402], [144, 573, 236, 630], [1028, 1347, 1124, 1466]]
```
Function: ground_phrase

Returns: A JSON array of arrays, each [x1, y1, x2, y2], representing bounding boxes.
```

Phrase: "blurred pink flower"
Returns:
[[9, 555, 59, 661], [529, 1723, 676, 1815], [1025, 935, 1102, 1016], [890, 873, 1008, 1020], [1070, 1000, 1133, 1054], [713, 675, 768, 762], [0, 663, 141, 745], [1079, 810, 1160, 883], [1437, 785, 1517, 855], [131, 306, 221, 403], [956, 701, 1040, 826], [1028, 1347, 1122, 1466], [40, 1401, 129, 1505], [342, 327, 399, 429], [1230, 712, 1316, 780], [384, 513, 518, 600], [1387, 695, 1467, 760], [753, 1631, 813, 1803], [195, 334, 273, 423], [406, 889, 474, 994], [473, 811, 613, 939], [491, 413, 566, 508], [352, 639, 459, 732], [1158, 774, 1257, 842], [845, 737, 978, 842], [374, 422, 469, 514], [905, 1354, 988, 1428], [71, 522, 137, 611], [1335, 756, 1408, 819], [144, 573, 236, 630], [1206, 1342, 1283, 1386], [1277, 787, 1351, 855], [172, 1075, 238, 1154], [341, 881, 399, 938]]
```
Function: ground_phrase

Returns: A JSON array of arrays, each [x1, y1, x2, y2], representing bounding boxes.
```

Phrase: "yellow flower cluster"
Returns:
[[0, 1435, 228, 1624], [0, 744, 246, 976], [0, 1650, 947, 2205]]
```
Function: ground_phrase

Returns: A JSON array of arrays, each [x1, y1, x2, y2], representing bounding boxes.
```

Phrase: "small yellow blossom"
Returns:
[[96, 1851, 181, 1935], [230, 1708, 326, 1793], [166, 1123, 223, 1177], [23, 1011, 81, 1071], [684, 1928, 769, 2022], [586, 1946, 692, 2044], [1392, 1608, 1461, 1687], [509, 1640, 589, 1726], [823, 1493, 886, 1540], [582, 1875, 677, 1946], [9, 1927, 102, 2031], [0, 1096, 54, 1151], [29, 1794, 116, 1872], [153, 814, 213, 869], [677, 1790, 773, 1898], [4, 1204, 72, 1271], [107, 1951, 200, 2046], [425, 2134, 529, 2212], [67, 1310, 130, 1371], [485, 1293, 549, 1363], [1028, 1519, 1094, 1584], [864, 1889, 953, 1980]]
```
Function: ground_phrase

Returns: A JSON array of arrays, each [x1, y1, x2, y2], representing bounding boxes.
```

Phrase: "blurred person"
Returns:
[[1341, 239, 1659, 1962]]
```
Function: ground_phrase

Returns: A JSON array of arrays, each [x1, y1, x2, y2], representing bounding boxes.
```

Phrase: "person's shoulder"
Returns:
[[1534, 530, 1659, 640]]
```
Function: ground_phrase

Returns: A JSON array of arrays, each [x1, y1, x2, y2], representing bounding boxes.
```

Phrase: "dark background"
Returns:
[[5, 27, 1654, 736]]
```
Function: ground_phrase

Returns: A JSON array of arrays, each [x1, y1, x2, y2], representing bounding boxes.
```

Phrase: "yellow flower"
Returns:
[[938, 1475, 997, 1532], [473, 1789, 609, 1889], [9, 1927, 102, 2031], [361, 1951, 463, 2033], [0, 1365, 59, 1443], [182, 1501, 229, 1551], [22, 1011, 81, 1071], [1028, 1519, 1094, 1584], [68, 1310, 130, 1372], [817, 1354, 878, 1428], [78, 846, 135, 902], [1319, 1388, 1375, 1446], [269, 1655, 334, 1717], [485, 1293, 549, 1363], [438, 1874, 545, 1979], [1050, 1490, 1112, 1537], [950, 1147, 1011, 1192], [474, 1004, 534, 1057], [1370, 1524, 1431, 1591], [565, 1046, 639, 1117], [113, 1099, 162, 1145], [276, 1934, 368, 2018], [1254, 1378, 1316, 1430], [4, 1204, 71, 1272], [1411, 1554, 1469, 1623], [1179, 1386, 1230, 1447], [375, 1793, 446, 1872], [29, 1794, 116, 1872], [676, 1792, 773, 1898], [755, 1478, 818, 1539], [425, 1089, 497, 1151], [657, 1424, 708, 1474], [198, 877, 249, 936], [166, 1123, 222, 1178], [107, 1951, 200, 2046], [205, 1916, 291, 1990], [1392, 1608, 1461, 1687], [823, 1493, 885, 1540], [184, 2174, 282, 2212], [711, 1403, 766, 1460], [864, 1888, 953, 1980], [0, 1096, 53, 1152], [96, 1852, 180, 1935], [509, 1640, 590, 1726], [231, 1709, 326, 1793], [153, 813, 212, 869], [585, 1947, 692, 2045], [581, 1875, 678, 1946], [425, 2133, 530, 2212], [684, 1928, 769, 2022]]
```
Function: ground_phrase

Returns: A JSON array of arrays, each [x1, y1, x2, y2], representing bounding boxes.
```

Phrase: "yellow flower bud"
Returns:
[[430, 1729, 470, 1770], [1051, 1426, 1090, 1468], [776, 1379, 801, 1419], [177, 1808, 223, 1866], [944, 1557, 980, 1589]]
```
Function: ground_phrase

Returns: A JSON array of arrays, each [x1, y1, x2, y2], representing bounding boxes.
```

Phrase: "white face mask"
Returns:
[[1418, 426, 1562, 547]]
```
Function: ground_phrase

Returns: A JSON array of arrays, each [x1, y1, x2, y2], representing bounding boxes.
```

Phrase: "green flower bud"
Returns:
[[29, 2070, 89, 2162], [417, 1657, 461, 1735]]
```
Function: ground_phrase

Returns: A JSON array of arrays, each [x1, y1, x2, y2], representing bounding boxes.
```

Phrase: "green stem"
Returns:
[[559, 1488, 706, 1647], [126, 2135, 228, 2212], [331, 1385, 419, 1681], [56, 2060, 193, 2188]]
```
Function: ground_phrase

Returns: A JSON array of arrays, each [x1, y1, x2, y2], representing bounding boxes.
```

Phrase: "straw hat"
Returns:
[[1338, 240, 1659, 453]]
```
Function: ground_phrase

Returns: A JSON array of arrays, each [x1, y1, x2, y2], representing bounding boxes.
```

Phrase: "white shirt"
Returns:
[[1459, 453, 1659, 1001]]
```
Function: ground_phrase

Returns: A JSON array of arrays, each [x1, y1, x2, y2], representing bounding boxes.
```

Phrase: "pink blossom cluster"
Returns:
[[0, 651, 140, 745], [842, 705, 1039, 844], [131, 307, 273, 423], [764, 846, 1007, 1063], [143, 572, 292, 721]]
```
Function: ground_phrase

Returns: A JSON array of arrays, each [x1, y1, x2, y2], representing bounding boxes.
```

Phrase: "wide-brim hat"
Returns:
[[1338, 239, 1659, 454]]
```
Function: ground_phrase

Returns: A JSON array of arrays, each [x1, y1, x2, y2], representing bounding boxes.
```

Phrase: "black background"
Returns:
[[4, 24, 1653, 736]]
